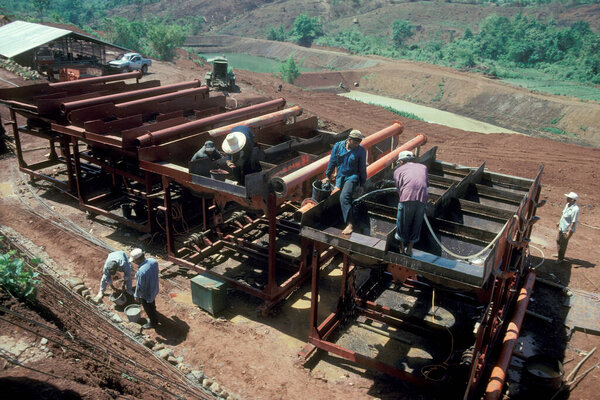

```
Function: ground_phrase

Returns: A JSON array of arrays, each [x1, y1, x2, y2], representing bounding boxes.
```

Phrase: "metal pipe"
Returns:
[[115, 86, 209, 110], [207, 105, 302, 139], [292, 133, 427, 220], [49, 71, 142, 89], [60, 79, 202, 115], [272, 121, 404, 198], [135, 97, 287, 147], [484, 271, 537, 400]]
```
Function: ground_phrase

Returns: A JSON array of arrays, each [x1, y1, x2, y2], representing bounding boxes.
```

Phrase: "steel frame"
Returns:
[[299, 152, 544, 399]]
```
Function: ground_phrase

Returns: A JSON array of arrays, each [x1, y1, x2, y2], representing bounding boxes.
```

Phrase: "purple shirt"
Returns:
[[393, 162, 428, 203]]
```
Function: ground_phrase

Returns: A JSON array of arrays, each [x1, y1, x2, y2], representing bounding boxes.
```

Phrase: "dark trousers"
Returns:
[[556, 231, 570, 260], [339, 178, 359, 224], [396, 201, 426, 243], [141, 298, 158, 325]]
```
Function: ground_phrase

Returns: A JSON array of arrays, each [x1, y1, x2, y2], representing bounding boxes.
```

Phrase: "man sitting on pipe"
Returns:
[[393, 150, 428, 256], [189, 140, 223, 177], [324, 129, 367, 235], [222, 125, 262, 185]]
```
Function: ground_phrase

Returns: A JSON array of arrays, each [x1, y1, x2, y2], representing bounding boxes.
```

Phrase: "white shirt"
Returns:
[[558, 203, 580, 233]]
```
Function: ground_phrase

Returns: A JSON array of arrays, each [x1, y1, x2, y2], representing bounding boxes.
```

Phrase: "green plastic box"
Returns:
[[190, 274, 227, 315]]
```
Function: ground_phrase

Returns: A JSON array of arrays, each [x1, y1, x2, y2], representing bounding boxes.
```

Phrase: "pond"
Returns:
[[197, 52, 319, 74], [340, 91, 522, 135]]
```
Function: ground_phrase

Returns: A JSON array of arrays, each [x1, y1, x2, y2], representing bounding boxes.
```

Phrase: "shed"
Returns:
[[0, 20, 129, 77]]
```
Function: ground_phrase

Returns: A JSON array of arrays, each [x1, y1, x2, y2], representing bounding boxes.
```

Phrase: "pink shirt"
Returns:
[[393, 162, 428, 203]]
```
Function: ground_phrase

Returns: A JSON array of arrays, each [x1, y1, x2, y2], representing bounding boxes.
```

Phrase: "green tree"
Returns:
[[290, 14, 323, 46], [103, 17, 144, 51], [33, 0, 50, 21], [145, 19, 188, 61], [266, 25, 287, 42], [391, 19, 414, 48], [279, 55, 300, 83]]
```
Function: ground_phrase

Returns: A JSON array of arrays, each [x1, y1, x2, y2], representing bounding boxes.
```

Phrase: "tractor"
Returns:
[[204, 56, 236, 91]]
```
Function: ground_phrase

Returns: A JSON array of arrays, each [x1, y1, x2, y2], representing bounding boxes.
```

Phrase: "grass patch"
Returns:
[[368, 103, 425, 121], [197, 52, 320, 74], [499, 68, 600, 102], [541, 127, 568, 136]]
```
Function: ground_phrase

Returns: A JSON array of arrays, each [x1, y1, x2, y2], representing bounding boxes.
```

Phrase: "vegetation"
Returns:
[[266, 14, 323, 46], [0, 239, 41, 301], [279, 55, 301, 83], [317, 13, 600, 90]]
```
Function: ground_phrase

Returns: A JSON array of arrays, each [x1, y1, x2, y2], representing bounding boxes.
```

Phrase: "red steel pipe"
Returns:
[[135, 97, 287, 147], [484, 271, 537, 400], [207, 105, 303, 139], [115, 86, 208, 110], [292, 133, 426, 220], [49, 71, 142, 89], [60, 79, 202, 115], [271, 121, 404, 198]]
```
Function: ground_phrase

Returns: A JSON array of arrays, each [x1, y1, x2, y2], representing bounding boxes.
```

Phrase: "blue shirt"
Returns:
[[101, 251, 133, 294], [134, 258, 159, 302], [559, 203, 580, 233], [325, 140, 367, 188]]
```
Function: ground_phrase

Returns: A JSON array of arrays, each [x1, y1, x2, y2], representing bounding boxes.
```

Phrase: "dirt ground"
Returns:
[[0, 48, 599, 399]]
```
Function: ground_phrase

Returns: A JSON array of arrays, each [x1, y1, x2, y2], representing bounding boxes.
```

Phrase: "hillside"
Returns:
[[109, 0, 600, 39]]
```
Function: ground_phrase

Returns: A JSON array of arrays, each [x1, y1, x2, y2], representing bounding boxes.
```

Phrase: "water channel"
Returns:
[[340, 90, 522, 135]]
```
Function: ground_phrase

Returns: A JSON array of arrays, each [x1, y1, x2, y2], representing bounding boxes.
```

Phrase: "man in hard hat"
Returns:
[[324, 129, 367, 235], [131, 248, 160, 329], [190, 140, 223, 177], [222, 125, 262, 184], [555, 192, 580, 263], [93, 250, 134, 303], [393, 150, 428, 256]]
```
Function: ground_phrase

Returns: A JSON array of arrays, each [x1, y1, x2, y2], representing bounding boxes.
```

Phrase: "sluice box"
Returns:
[[190, 274, 228, 315]]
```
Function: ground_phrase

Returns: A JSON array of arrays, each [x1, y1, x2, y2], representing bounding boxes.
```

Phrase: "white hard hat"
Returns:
[[129, 248, 144, 262], [398, 150, 414, 162]]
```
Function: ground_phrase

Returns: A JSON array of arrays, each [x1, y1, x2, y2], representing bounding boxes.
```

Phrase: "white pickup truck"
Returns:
[[107, 52, 152, 74]]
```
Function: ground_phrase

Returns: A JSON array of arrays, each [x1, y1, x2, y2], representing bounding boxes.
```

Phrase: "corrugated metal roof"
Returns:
[[0, 21, 72, 58]]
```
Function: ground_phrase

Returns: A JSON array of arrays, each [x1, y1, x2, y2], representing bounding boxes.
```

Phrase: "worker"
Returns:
[[93, 251, 134, 303], [278, 84, 283, 92], [131, 248, 160, 329], [324, 129, 367, 235], [393, 150, 428, 256], [555, 192, 580, 263], [190, 140, 222, 177], [222, 125, 262, 184]]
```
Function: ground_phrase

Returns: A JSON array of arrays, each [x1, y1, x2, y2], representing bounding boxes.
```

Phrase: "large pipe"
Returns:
[[49, 71, 142, 89], [484, 271, 537, 400], [271, 121, 404, 198], [292, 133, 427, 221], [115, 86, 208, 110], [135, 97, 287, 147], [206, 105, 303, 139], [60, 79, 202, 115]]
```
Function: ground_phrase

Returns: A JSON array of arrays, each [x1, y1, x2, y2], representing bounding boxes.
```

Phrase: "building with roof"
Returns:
[[0, 20, 129, 79]]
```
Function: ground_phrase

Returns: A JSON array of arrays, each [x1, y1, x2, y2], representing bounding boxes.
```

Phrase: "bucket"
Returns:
[[522, 355, 564, 397], [312, 180, 332, 202], [210, 169, 229, 181], [109, 291, 127, 306], [124, 304, 141, 323]]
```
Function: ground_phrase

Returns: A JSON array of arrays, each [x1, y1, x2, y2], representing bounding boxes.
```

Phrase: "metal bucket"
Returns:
[[312, 180, 332, 202], [109, 291, 127, 306], [523, 355, 564, 397], [124, 304, 141, 323]]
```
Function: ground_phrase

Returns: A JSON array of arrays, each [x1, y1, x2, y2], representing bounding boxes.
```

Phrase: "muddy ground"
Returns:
[[0, 47, 599, 400]]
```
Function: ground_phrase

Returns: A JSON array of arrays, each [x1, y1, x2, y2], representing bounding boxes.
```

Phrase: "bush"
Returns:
[[279, 55, 300, 83], [0, 242, 41, 301]]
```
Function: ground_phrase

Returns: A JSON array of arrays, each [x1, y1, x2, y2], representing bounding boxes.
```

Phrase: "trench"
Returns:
[[340, 90, 524, 135]]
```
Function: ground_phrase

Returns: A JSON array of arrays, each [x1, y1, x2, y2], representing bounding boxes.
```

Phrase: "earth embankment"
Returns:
[[187, 35, 600, 146]]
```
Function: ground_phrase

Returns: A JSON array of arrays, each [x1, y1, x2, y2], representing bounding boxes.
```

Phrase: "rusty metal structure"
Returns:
[[298, 145, 543, 399], [0, 72, 544, 398]]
